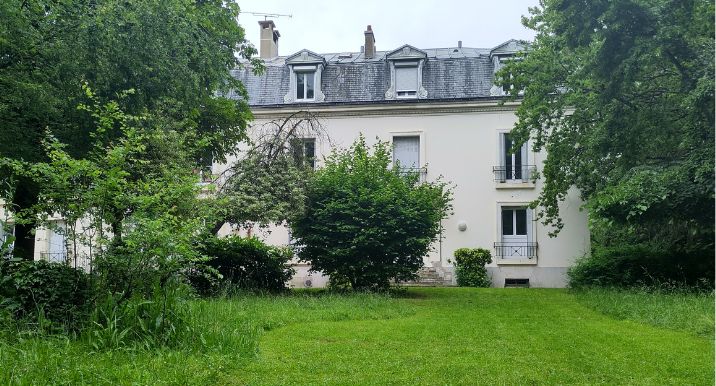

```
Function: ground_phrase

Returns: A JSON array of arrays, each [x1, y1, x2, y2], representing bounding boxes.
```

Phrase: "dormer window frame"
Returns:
[[284, 50, 326, 104], [394, 61, 420, 99], [293, 65, 317, 102], [385, 45, 428, 100]]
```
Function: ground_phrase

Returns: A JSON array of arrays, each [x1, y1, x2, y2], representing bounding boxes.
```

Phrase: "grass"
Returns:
[[0, 288, 713, 385], [572, 287, 715, 339]]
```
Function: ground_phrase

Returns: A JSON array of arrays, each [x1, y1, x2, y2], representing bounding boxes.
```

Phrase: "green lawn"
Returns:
[[1, 288, 713, 385]]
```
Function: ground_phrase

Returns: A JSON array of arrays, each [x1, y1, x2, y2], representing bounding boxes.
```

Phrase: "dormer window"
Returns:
[[284, 50, 326, 103], [395, 62, 418, 98], [295, 68, 316, 101], [385, 45, 428, 100]]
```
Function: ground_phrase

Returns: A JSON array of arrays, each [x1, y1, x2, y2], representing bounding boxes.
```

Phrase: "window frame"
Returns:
[[294, 69, 316, 101], [495, 202, 538, 262], [394, 63, 419, 99], [390, 130, 426, 182]]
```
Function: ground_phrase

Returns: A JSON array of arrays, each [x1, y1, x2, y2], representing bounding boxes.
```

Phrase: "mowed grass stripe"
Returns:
[[235, 288, 714, 385]]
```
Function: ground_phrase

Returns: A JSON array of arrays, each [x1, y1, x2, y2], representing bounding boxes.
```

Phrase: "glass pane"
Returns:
[[304, 139, 315, 169], [514, 141, 522, 179], [504, 134, 513, 179], [306, 72, 314, 99], [502, 209, 513, 236], [296, 73, 305, 99], [516, 209, 527, 235]]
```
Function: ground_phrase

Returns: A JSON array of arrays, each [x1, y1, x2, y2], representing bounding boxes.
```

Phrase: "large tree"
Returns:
[[0, 0, 259, 258], [501, 0, 714, 254]]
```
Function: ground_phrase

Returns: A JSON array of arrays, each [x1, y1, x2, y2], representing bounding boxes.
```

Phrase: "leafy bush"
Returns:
[[568, 244, 715, 289], [453, 248, 492, 287], [88, 282, 194, 350], [0, 259, 92, 331], [195, 236, 294, 293], [292, 136, 452, 290]]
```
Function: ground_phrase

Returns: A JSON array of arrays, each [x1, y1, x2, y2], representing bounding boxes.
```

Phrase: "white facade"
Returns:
[[216, 100, 590, 288]]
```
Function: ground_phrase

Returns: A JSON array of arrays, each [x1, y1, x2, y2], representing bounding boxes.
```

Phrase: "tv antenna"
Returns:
[[241, 11, 293, 20]]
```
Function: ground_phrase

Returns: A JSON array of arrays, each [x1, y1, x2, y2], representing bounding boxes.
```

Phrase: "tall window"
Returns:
[[395, 65, 418, 98], [292, 138, 316, 169], [496, 206, 537, 258], [295, 70, 315, 101], [393, 136, 420, 171], [45, 221, 67, 263], [501, 133, 528, 181]]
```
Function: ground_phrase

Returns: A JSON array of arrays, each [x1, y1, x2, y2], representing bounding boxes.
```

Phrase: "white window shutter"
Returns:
[[395, 67, 418, 91], [393, 136, 420, 169]]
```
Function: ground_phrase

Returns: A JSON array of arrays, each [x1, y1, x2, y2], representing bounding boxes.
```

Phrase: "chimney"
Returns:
[[259, 20, 280, 59], [458, 40, 462, 48], [364, 25, 375, 59]]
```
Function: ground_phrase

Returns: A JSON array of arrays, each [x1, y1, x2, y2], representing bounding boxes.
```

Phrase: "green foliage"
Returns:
[[211, 111, 325, 233], [1, 88, 211, 347], [0, 259, 92, 331], [573, 287, 715, 339], [88, 283, 195, 350], [192, 236, 294, 294], [499, 0, 714, 257], [0, 0, 259, 258], [292, 136, 453, 290], [453, 248, 492, 287], [568, 245, 714, 289]]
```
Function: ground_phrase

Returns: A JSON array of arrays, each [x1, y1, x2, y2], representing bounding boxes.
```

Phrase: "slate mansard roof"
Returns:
[[230, 39, 527, 107]]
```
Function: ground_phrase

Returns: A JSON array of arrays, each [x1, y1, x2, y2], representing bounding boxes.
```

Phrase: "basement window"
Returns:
[[504, 278, 530, 288]]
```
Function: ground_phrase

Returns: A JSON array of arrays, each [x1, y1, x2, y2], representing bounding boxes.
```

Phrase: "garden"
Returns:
[[1, 0, 714, 385]]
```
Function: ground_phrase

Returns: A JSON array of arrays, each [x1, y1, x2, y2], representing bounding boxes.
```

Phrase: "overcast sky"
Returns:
[[237, 0, 540, 55]]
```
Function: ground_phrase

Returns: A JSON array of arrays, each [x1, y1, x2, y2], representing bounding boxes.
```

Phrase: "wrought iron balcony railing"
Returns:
[[398, 167, 428, 183], [494, 242, 538, 259], [40, 252, 67, 263], [492, 165, 537, 182]]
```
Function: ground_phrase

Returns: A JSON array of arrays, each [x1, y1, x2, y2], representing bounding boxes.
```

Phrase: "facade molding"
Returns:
[[252, 100, 521, 119]]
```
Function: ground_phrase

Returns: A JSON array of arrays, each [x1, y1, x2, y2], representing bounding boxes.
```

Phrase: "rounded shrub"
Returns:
[[291, 136, 452, 291], [453, 248, 492, 287], [194, 236, 294, 294], [568, 245, 715, 289]]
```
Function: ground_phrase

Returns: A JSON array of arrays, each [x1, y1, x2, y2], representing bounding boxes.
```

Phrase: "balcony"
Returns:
[[398, 167, 428, 183], [492, 165, 537, 183], [494, 242, 538, 259], [40, 252, 67, 263]]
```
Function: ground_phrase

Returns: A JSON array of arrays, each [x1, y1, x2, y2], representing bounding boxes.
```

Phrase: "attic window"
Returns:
[[295, 69, 315, 100], [395, 62, 418, 98]]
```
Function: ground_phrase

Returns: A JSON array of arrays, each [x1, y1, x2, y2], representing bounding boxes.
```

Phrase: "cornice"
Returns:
[[250, 100, 521, 119]]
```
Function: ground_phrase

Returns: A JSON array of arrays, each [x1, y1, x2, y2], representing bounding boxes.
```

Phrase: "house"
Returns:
[[215, 22, 591, 288]]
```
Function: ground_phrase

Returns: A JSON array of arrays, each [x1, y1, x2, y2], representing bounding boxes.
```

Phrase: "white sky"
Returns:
[[237, 0, 539, 55]]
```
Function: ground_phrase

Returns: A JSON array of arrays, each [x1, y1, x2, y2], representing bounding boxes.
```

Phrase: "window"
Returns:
[[393, 136, 420, 171], [0, 222, 14, 252], [295, 70, 315, 101], [43, 221, 67, 263], [496, 206, 537, 259], [395, 66, 418, 98], [292, 138, 316, 169], [494, 133, 532, 182]]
